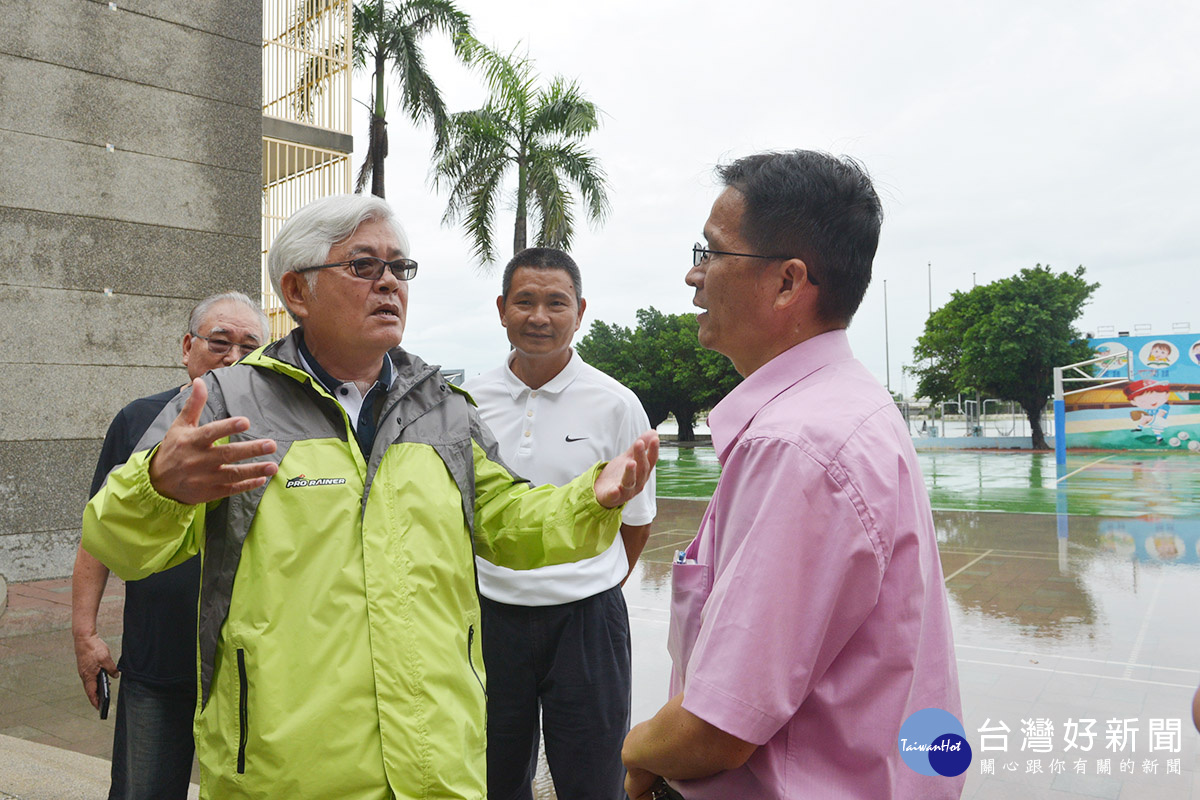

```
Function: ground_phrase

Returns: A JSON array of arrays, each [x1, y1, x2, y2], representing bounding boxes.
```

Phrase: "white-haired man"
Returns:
[[73, 291, 268, 800], [83, 194, 657, 800]]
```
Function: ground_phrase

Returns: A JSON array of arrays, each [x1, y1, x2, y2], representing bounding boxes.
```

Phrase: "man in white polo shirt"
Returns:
[[467, 247, 656, 800]]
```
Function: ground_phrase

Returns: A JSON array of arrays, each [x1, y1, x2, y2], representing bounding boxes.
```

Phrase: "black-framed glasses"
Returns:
[[691, 242, 818, 284], [192, 334, 260, 357], [295, 256, 418, 282]]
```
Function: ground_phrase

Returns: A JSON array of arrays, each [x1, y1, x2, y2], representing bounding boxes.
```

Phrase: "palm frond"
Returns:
[[355, 152, 374, 193], [546, 141, 611, 225], [287, 0, 348, 122], [529, 77, 601, 139], [526, 151, 574, 249], [529, 139, 610, 227], [390, 24, 449, 145]]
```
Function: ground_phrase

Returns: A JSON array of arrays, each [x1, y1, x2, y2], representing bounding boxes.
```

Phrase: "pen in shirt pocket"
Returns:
[[673, 550, 697, 565]]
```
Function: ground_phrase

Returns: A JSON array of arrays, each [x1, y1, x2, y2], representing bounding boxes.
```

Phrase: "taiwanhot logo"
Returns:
[[898, 708, 971, 778], [284, 474, 347, 489]]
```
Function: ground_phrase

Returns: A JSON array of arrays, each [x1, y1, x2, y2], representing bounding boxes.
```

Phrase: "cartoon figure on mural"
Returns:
[[1150, 342, 1171, 364], [1190, 341, 1200, 366], [1124, 379, 1171, 444], [1091, 342, 1129, 378]]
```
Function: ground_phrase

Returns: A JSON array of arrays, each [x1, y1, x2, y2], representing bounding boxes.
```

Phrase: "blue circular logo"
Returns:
[[898, 708, 972, 777]]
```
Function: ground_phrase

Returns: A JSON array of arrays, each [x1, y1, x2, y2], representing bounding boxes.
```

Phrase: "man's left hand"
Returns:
[[594, 431, 659, 509]]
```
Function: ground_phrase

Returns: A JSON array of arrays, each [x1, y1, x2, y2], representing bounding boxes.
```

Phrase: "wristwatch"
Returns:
[[650, 777, 683, 800]]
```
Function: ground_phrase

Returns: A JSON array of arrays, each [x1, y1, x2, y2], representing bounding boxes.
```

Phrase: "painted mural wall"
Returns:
[[1064, 334, 1200, 451]]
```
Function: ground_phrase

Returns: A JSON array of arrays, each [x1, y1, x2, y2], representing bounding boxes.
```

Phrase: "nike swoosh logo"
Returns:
[[565, 435, 589, 442]]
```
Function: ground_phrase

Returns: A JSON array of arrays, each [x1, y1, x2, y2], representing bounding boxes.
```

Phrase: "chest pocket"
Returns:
[[667, 560, 713, 682]]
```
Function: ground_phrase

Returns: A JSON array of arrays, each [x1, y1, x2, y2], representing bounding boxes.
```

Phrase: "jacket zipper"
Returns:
[[467, 625, 485, 695], [237, 648, 248, 775], [364, 365, 445, 519]]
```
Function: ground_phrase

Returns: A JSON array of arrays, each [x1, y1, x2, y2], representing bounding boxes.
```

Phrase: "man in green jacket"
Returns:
[[83, 194, 657, 800]]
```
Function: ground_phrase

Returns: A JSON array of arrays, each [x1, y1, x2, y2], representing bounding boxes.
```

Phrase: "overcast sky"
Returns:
[[357, 0, 1200, 393]]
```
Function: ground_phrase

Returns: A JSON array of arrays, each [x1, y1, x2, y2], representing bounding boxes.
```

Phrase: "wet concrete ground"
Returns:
[[594, 449, 1200, 799]]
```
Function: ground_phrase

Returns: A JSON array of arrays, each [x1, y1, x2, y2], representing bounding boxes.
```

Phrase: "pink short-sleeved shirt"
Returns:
[[668, 330, 964, 799]]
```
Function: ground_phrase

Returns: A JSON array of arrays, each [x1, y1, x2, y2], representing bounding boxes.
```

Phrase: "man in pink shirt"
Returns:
[[622, 150, 964, 799]]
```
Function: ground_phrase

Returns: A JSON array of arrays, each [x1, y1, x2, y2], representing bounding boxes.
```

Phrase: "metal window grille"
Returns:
[[261, 0, 353, 341], [262, 0, 351, 131]]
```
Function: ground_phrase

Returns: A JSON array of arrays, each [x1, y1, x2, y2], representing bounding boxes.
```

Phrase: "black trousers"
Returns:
[[481, 585, 632, 800], [108, 678, 196, 800]]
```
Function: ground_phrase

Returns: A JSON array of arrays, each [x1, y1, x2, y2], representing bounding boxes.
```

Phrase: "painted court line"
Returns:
[[956, 658, 1194, 690], [1123, 573, 1165, 680], [957, 643, 1200, 676], [943, 549, 994, 582], [1055, 454, 1117, 484], [640, 540, 695, 557], [627, 604, 669, 615], [942, 545, 1064, 558], [945, 551, 1062, 563]]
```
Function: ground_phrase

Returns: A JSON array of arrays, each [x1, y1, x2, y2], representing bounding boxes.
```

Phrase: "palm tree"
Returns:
[[351, 0, 471, 197], [433, 41, 610, 265]]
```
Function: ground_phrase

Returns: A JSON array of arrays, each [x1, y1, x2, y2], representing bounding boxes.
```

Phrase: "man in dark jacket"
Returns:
[[72, 291, 269, 800]]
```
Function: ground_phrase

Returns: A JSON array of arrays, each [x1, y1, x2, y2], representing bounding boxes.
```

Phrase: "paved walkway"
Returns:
[[0, 576, 123, 760], [0, 572, 200, 797]]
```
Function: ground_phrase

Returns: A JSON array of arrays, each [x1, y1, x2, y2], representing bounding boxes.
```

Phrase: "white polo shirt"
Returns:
[[466, 350, 656, 606]]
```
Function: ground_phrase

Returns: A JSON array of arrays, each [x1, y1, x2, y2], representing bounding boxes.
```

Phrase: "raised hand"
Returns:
[[148, 378, 279, 505], [594, 430, 659, 509]]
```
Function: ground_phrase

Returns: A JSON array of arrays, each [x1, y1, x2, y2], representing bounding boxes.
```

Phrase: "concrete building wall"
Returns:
[[0, 1, 262, 581]]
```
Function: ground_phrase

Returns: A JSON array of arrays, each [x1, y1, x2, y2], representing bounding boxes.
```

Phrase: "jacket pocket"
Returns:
[[467, 624, 486, 695], [236, 648, 248, 775]]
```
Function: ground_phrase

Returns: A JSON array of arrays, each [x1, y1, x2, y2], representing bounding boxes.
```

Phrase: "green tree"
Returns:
[[433, 41, 610, 265], [351, 0, 471, 197], [577, 308, 741, 442], [908, 264, 1098, 450]]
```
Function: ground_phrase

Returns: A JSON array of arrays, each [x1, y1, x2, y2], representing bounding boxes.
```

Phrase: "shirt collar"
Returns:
[[501, 348, 582, 398], [296, 333, 395, 395], [708, 329, 853, 463]]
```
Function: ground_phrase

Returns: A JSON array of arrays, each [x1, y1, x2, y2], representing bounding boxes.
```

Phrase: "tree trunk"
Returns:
[[644, 405, 669, 431], [370, 45, 387, 198], [513, 212, 526, 253], [676, 412, 696, 443], [369, 114, 387, 198], [1024, 402, 1048, 450], [513, 152, 527, 254]]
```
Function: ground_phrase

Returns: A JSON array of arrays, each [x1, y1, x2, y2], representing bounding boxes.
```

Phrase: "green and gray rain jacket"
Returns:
[[82, 331, 622, 799]]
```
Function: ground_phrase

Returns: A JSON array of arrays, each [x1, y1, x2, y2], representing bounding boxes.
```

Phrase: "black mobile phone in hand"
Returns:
[[98, 670, 110, 720]]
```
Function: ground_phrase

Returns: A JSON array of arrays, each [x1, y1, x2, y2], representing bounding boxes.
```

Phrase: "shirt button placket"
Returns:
[[521, 393, 536, 449]]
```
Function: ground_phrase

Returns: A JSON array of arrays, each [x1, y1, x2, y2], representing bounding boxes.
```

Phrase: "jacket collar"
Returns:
[[252, 329, 441, 401]]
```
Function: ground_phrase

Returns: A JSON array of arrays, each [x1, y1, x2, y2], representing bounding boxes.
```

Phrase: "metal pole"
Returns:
[[927, 263, 933, 376], [1053, 367, 1066, 470], [884, 279, 891, 394]]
